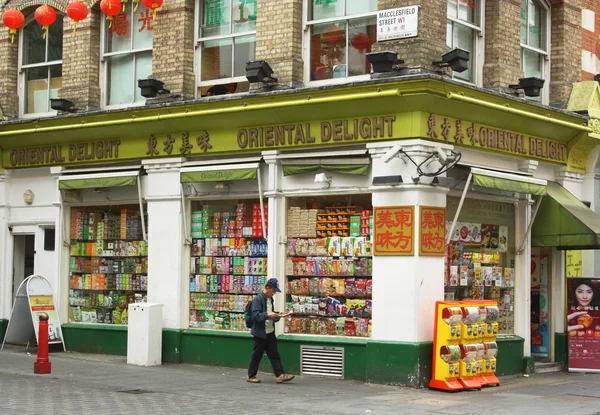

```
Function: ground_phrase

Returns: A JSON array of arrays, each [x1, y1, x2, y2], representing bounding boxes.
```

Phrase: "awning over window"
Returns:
[[282, 163, 368, 176], [180, 165, 257, 183], [532, 181, 600, 250], [58, 172, 138, 190], [471, 167, 547, 196]]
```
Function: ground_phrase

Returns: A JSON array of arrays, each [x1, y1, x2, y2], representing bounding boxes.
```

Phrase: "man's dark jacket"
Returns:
[[250, 292, 280, 339]]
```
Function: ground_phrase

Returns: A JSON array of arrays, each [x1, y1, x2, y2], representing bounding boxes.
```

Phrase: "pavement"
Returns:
[[1, 346, 600, 415]]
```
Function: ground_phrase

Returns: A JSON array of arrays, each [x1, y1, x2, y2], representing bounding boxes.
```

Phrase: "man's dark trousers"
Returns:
[[248, 332, 284, 377]]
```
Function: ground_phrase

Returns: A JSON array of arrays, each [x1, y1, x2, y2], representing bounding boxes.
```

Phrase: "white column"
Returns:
[[513, 199, 531, 355], [368, 140, 451, 343], [0, 171, 8, 318], [263, 151, 287, 332], [142, 158, 186, 329]]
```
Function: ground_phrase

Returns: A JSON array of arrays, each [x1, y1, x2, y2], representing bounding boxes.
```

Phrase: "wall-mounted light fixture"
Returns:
[[138, 78, 170, 98], [50, 98, 75, 112], [372, 175, 403, 186], [245, 60, 278, 84], [509, 77, 545, 97], [366, 51, 404, 73], [433, 48, 470, 73], [314, 173, 332, 188]]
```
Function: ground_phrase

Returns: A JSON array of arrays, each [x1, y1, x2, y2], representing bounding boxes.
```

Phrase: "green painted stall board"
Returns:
[[59, 176, 137, 190]]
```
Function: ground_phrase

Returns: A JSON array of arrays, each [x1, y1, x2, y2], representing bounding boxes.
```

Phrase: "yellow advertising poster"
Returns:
[[29, 295, 63, 343], [566, 250, 583, 277]]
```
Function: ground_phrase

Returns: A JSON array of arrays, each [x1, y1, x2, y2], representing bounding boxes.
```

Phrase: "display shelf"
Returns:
[[70, 255, 146, 258], [189, 291, 255, 295], [69, 271, 148, 274], [190, 308, 245, 313], [288, 312, 372, 318], [288, 293, 372, 298], [69, 305, 117, 309], [286, 274, 372, 278], [69, 288, 147, 292]]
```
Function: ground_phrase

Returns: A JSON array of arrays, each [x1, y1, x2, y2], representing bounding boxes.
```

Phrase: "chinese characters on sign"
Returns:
[[109, 9, 154, 37], [146, 132, 212, 157], [377, 6, 419, 42], [373, 206, 414, 256], [426, 113, 567, 163], [419, 206, 446, 256]]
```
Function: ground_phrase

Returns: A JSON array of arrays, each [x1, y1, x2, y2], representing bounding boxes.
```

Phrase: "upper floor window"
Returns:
[[196, 0, 255, 96], [101, 7, 153, 107], [446, 0, 481, 84], [20, 15, 63, 116], [520, 0, 548, 102], [307, 0, 377, 82]]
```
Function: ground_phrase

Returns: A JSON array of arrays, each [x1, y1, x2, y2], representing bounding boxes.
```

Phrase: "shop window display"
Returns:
[[68, 206, 148, 324], [445, 197, 515, 335], [189, 200, 268, 331], [284, 196, 373, 337]]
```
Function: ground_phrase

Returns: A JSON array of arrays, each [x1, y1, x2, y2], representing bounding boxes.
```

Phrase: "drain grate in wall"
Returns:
[[301, 346, 344, 378], [118, 389, 153, 394]]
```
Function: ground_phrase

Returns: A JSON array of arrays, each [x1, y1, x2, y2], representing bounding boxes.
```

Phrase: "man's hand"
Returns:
[[267, 312, 278, 319]]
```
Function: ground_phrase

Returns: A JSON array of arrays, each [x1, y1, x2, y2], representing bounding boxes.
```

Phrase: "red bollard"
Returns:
[[34, 312, 51, 374]]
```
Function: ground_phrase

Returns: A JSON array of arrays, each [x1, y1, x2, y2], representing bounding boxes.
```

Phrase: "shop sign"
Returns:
[[566, 250, 583, 277], [566, 278, 600, 371], [236, 116, 396, 150], [426, 114, 567, 164], [419, 206, 445, 256], [377, 6, 419, 41], [373, 206, 414, 256], [8, 140, 121, 168]]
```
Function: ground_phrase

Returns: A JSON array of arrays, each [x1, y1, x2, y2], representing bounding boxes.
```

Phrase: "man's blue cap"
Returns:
[[267, 278, 281, 293]]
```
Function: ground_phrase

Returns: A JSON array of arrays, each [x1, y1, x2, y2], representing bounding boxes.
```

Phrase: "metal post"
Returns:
[[137, 178, 146, 241], [33, 313, 51, 374], [517, 195, 543, 254], [446, 172, 472, 246], [256, 167, 267, 240]]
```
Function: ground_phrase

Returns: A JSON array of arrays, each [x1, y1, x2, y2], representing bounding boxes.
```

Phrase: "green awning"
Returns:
[[282, 164, 368, 176], [532, 181, 600, 249], [58, 175, 137, 190], [181, 167, 257, 183], [473, 172, 546, 195]]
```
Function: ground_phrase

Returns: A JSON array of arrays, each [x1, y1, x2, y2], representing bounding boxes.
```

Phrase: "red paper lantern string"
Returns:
[[2, 8, 25, 43], [132, 0, 140, 12], [351, 32, 372, 51], [141, 0, 163, 20], [100, 0, 121, 28], [66, 0, 89, 33], [34, 4, 57, 39], [121, 0, 128, 12]]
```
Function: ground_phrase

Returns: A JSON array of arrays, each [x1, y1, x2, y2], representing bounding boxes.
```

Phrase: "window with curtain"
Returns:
[[102, 6, 153, 106], [196, 0, 255, 96], [446, 0, 481, 83], [520, 0, 548, 101], [20, 16, 63, 115], [307, 0, 377, 82]]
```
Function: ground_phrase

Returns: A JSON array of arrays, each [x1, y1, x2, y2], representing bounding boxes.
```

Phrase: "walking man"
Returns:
[[247, 278, 295, 384]]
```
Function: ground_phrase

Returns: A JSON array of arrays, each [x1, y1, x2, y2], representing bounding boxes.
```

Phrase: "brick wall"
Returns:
[[550, 0, 582, 108], [59, 8, 101, 110], [375, 0, 447, 70], [0, 13, 20, 118], [153, 0, 195, 99], [254, 0, 303, 88], [580, 0, 599, 81], [483, 0, 522, 89]]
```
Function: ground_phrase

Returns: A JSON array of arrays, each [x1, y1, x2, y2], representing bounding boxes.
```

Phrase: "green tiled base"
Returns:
[[0, 319, 8, 343], [554, 332, 567, 365], [60, 324, 527, 386]]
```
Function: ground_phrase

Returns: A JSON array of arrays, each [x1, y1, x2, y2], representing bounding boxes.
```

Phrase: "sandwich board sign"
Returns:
[[1, 275, 66, 351]]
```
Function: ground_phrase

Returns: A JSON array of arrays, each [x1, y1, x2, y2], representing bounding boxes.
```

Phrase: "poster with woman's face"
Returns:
[[566, 278, 600, 371]]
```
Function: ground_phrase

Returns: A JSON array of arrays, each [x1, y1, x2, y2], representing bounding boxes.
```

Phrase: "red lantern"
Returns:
[[351, 32, 371, 51], [100, 0, 121, 28], [66, 0, 89, 33], [2, 8, 25, 44], [142, 0, 163, 20], [34, 4, 57, 39], [322, 25, 344, 45]]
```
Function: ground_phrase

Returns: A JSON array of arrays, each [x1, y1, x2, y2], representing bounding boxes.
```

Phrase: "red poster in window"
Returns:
[[373, 206, 414, 256], [419, 206, 446, 256]]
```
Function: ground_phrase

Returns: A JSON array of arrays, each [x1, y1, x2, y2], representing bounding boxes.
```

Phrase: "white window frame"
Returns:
[[303, 1, 377, 86], [99, 7, 153, 110], [446, 0, 484, 87], [194, 0, 257, 96], [520, 0, 551, 105], [18, 15, 63, 119]]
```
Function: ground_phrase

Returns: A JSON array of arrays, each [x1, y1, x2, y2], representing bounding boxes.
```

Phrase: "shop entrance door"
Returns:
[[12, 235, 35, 305], [531, 248, 551, 361]]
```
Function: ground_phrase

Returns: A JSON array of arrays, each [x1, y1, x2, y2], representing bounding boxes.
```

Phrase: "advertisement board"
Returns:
[[566, 278, 600, 372]]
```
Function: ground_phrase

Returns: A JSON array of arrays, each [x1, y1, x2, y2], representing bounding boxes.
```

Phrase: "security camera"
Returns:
[[382, 145, 402, 163], [435, 146, 448, 165]]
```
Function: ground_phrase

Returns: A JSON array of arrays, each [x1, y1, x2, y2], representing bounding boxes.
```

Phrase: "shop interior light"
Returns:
[[92, 187, 106, 193], [432, 48, 470, 73], [214, 182, 230, 189], [245, 60, 278, 84]]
